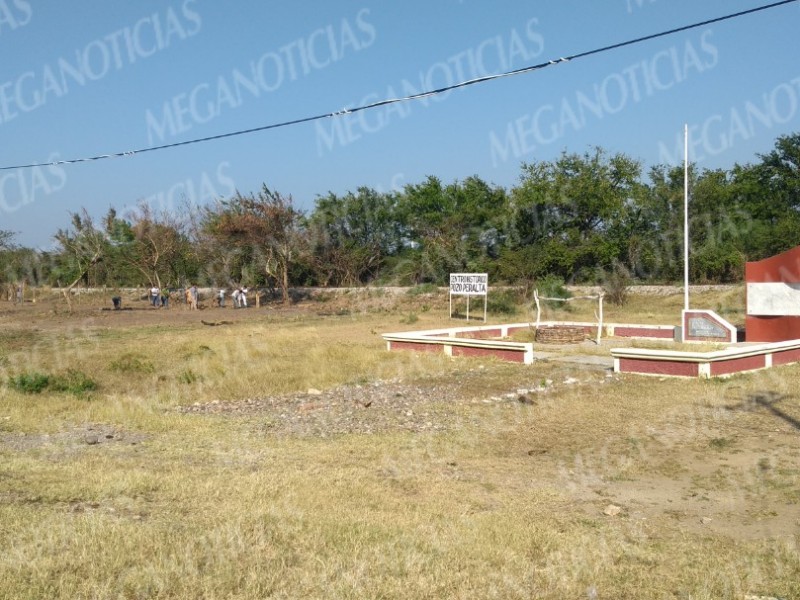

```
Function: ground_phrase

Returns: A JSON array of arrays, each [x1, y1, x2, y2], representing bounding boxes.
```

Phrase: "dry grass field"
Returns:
[[1, 286, 798, 599]]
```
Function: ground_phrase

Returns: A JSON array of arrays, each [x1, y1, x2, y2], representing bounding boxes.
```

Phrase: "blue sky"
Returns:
[[1, 0, 798, 248]]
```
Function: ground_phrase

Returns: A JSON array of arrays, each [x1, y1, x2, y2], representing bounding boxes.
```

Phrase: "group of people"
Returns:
[[149, 286, 170, 308], [146, 285, 253, 310], [149, 285, 198, 309], [217, 286, 249, 308]]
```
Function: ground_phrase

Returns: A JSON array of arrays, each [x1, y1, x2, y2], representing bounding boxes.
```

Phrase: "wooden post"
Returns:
[[597, 293, 604, 345]]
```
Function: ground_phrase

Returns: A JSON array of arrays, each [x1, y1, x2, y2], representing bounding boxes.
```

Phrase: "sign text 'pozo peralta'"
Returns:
[[449, 273, 488, 296], [449, 273, 488, 321]]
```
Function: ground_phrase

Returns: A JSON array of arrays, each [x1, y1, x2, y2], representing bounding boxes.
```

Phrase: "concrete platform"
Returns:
[[383, 320, 800, 378]]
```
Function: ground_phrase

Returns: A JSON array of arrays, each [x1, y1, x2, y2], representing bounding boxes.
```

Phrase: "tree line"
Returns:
[[1, 132, 798, 301]]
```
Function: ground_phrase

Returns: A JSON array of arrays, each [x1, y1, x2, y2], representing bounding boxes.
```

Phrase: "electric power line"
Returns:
[[0, 0, 796, 172]]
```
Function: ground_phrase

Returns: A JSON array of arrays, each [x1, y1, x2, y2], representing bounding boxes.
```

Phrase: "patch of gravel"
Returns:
[[179, 381, 464, 437], [0, 424, 147, 453], [177, 375, 614, 438]]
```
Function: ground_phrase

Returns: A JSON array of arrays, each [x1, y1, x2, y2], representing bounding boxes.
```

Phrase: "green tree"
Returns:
[[0, 230, 14, 251], [633, 164, 686, 281], [391, 175, 509, 284], [508, 148, 643, 282], [0, 231, 18, 299], [203, 186, 305, 304], [306, 187, 400, 285], [53, 210, 109, 310], [100, 207, 139, 286], [729, 132, 800, 260], [126, 202, 192, 287], [687, 169, 746, 282]]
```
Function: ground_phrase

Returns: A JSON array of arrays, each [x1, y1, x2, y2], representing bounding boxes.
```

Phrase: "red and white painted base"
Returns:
[[611, 338, 800, 378], [383, 320, 675, 366], [383, 321, 800, 378], [383, 323, 536, 364]]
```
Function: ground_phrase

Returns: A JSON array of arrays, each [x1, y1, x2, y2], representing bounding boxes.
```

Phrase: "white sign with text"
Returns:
[[449, 273, 488, 296], [449, 273, 487, 320]]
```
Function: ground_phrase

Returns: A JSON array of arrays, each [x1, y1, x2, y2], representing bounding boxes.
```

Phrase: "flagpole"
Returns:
[[684, 123, 690, 312]]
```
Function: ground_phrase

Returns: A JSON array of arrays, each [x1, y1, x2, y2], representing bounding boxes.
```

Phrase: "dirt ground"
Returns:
[[174, 374, 800, 545], [2, 288, 798, 549], [0, 288, 335, 331]]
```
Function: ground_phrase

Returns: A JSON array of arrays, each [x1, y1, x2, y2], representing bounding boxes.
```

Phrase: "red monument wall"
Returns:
[[746, 245, 800, 342]]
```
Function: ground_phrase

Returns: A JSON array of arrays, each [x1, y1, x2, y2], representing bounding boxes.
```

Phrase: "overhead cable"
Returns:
[[0, 0, 796, 172]]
